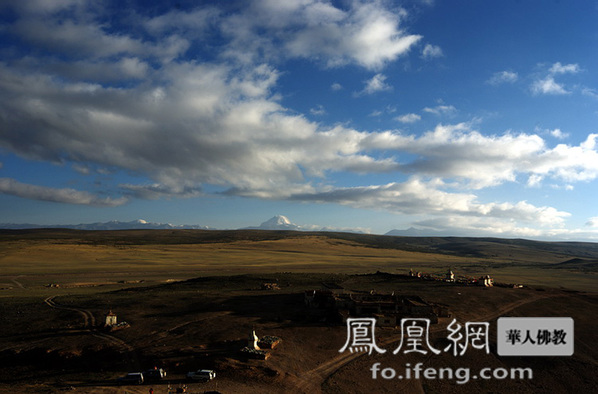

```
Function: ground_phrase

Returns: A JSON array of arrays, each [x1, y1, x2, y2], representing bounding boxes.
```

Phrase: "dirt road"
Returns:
[[10, 275, 26, 289]]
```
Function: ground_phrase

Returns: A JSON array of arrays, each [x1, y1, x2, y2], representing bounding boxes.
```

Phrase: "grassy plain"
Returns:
[[1, 229, 596, 291]]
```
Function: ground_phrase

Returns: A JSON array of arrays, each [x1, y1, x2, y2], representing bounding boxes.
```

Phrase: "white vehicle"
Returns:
[[117, 372, 144, 385], [186, 369, 216, 382]]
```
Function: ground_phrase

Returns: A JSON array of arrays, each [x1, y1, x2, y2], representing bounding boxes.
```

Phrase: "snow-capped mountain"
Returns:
[[244, 215, 302, 231]]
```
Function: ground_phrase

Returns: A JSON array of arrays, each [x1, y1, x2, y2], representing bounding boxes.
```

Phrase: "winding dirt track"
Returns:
[[10, 276, 26, 289], [291, 291, 571, 394], [43, 296, 139, 367], [44, 296, 96, 327]]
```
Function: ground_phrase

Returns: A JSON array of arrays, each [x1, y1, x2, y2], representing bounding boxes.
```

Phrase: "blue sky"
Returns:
[[1, 0, 598, 239]]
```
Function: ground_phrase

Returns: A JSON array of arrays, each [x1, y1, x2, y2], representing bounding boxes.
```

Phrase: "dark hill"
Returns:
[[552, 258, 598, 271]]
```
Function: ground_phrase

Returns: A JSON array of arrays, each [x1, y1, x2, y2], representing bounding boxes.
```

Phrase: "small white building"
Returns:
[[105, 310, 117, 326]]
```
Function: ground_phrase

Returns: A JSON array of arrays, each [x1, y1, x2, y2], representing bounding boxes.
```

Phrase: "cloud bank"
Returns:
[[0, 178, 127, 206], [0, 1, 597, 238]]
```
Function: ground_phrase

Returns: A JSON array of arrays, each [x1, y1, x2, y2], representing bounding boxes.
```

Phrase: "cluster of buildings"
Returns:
[[303, 267, 501, 328], [409, 268, 495, 287], [304, 289, 450, 326]]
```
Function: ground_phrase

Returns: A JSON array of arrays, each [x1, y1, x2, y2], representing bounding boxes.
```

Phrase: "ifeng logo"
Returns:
[[339, 317, 491, 356], [339, 316, 574, 357]]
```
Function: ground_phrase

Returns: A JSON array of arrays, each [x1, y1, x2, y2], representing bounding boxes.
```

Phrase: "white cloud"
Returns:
[[581, 87, 598, 99], [535, 126, 570, 140], [144, 7, 220, 36], [549, 62, 580, 74], [395, 113, 421, 123], [423, 105, 456, 116], [212, 0, 422, 70], [549, 128, 569, 139], [487, 71, 518, 85], [531, 76, 569, 95], [422, 44, 443, 59], [72, 163, 90, 175], [0, 60, 404, 199], [281, 1, 422, 69], [13, 15, 189, 63], [412, 216, 556, 239], [36, 57, 150, 83], [356, 123, 598, 189], [526, 174, 543, 187], [0, 177, 127, 206], [357, 73, 392, 95], [289, 178, 570, 227], [6, 0, 423, 72], [331, 82, 343, 91], [549, 183, 574, 191], [531, 62, 580, 96], [581, 134, 597, 150], [370, 106, 397, 117], [310, 105, 326, 116], [120, 183, 203, 200]]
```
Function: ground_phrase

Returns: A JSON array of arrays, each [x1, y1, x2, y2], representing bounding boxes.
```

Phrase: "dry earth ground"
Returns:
[[0, 230, 596, 393]]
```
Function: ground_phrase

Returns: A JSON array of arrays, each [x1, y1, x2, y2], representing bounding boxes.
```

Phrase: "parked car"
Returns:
[[117, 372, 144, 385], [144, 368, 166, 380], [186, 369, 216, 382]]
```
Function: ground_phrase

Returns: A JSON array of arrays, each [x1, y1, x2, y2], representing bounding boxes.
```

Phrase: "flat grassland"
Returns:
[[0, 229, 596, 393], [1, 229, 596, 291]]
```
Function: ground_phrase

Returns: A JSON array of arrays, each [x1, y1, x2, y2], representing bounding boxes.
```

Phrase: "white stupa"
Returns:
[[248, 328, 260, 350]]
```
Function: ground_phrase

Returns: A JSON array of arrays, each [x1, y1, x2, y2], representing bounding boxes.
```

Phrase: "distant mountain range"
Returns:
[[1, 215, 442, 236], [0, 215, 369, 234], [0, 219, 212, 231]]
